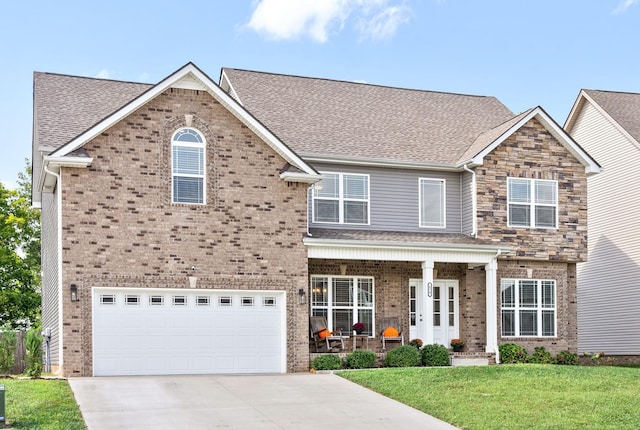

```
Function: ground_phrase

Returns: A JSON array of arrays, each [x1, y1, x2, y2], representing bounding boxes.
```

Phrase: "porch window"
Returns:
[[311, 276, 374, 335], [419, 178, 446, 228], [313, 173, 369, 224], [172, 127, 205, 204], [501, 279, 556, 337], [507, 178, 557, 228]]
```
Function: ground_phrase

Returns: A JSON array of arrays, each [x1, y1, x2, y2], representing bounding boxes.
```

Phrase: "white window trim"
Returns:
[[418, 178, 446, 229], [312, 172, 370, 225], [171, 127, 206, 205], [310, 275, 375, 336], [507, 178, 558, 229], [501, 278, 557, 338]]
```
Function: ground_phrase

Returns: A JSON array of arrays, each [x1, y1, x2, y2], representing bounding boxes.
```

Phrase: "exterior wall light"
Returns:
[[298, 288, 307, 305], [70, 284, 79, 302]]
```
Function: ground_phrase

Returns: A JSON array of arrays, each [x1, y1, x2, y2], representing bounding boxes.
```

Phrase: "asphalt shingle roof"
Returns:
[[583, 89, 640, 144], [308, 228, 503, 248], [222, 68, 515, 165], [34, 72, 152, 153]]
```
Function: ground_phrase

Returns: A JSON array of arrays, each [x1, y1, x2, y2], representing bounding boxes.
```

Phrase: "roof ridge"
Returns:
[[34, 71, 152, 86], [584, 88, 640, 97], [223, 67, 500, 100]]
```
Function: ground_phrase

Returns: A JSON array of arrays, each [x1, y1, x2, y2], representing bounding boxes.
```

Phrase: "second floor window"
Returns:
[[508, 178, 557, 228], [172, 128, 205, 204], [419, 178, 446, 228], [313, 172, 369, 224]]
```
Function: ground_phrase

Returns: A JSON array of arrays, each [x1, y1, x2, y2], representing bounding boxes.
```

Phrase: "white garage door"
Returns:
[[92, 287, 286, 376]]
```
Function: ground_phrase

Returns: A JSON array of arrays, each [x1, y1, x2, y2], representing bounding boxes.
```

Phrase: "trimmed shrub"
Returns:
[[25, 328, 43, 377], [499, 343, 529, 364], [555, 350, 578, 366], [312, 354, 342, 370], [530, 346, 553, 364], [421, 344, 450, 366], [384, 345, 421, 367], [345, 350, 377, 369]]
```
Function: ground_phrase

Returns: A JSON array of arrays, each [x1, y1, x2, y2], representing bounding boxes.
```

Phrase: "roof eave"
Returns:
[[303, 236, 512, 253]]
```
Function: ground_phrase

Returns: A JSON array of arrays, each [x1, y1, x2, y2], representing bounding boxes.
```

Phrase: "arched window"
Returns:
[[171, 128, 205, 204]]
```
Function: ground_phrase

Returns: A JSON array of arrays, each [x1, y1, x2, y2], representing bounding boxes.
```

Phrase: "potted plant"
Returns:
[[450, 338, 465, 352], [352, 322, 366, 335]]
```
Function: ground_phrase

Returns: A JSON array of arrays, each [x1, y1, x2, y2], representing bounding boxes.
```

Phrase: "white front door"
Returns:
[[433, 280, 459, 346]]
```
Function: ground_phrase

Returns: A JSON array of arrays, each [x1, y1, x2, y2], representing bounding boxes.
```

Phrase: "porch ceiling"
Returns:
[[304, 229, 510, 264]]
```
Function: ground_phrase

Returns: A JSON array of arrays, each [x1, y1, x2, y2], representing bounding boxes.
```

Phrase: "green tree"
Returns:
[[0, 159, 41, 328]]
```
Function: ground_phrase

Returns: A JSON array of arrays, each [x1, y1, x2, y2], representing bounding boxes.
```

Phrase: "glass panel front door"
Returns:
[[433, 280, 459, 346]]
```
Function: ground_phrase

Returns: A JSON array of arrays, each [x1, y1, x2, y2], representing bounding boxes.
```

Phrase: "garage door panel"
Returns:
[[93, 288, 285, 376]]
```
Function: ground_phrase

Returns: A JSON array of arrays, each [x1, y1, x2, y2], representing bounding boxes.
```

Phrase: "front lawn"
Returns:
[[339, 365, 640, 429], [0, 378, 86, 429]]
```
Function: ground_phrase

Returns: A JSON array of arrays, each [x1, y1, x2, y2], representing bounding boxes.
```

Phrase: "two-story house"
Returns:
[[33, 63, 599, 376], [565, 89, 640, 359]]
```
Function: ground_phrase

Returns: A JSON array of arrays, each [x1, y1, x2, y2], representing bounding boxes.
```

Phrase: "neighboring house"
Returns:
[[33, 63, 599, 377], [565, 89, 640, 358]]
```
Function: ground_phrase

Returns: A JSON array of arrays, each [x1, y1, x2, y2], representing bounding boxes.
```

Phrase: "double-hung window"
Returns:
[[508, 178, 557, 228], [172, 128, 205, 204], [501, 279, 556, 337], [419, 178, 446, 228], [313, 173, 369, 224], [311, 276, 374, 336]]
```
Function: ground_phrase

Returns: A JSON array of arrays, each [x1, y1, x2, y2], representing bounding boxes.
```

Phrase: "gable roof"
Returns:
[[33, 63, 320, 204], [220, 68, 515, 167], [565, 89, 640, 148], [221, 68, 600, 174], [462, 106, 600, 175]]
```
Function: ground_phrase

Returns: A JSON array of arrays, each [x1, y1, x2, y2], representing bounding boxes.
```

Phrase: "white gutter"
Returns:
[[43, 164, 64, 375], [463, 163, 477, 238]]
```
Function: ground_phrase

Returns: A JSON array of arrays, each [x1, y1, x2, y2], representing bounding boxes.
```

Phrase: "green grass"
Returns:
[[0, 378, 86, 429], [339, 365, 640, 429]]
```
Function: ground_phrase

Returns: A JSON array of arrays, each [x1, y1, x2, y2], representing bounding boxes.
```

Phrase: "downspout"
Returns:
[[463, 163, 477, 238], [493, 248, 502, 364], [306, 185, 313, 236], [43, 163, 64, 375]]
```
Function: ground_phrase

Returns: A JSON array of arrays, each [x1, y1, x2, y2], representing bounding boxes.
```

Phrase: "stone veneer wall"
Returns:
[[59, 88, 310, 375], [475, 118, 588, 262]]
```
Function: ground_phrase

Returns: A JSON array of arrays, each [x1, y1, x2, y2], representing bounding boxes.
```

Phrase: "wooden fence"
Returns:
[[1, 330, 26, 374]]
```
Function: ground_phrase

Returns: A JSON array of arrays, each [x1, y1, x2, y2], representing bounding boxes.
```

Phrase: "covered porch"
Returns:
[[304, 230, 510, 359]]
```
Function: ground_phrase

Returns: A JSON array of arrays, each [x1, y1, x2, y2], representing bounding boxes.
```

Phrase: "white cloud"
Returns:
[[246, 0, 410, 43], [357, 5, 410, 40], [96, 69, 111, 79], [612, 0, 638, 14]]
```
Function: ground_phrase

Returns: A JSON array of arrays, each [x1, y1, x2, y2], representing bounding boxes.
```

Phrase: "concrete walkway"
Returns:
[[69, 373, 458, 429]]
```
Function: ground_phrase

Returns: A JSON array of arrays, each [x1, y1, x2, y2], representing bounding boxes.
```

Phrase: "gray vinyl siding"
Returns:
[[309, 163, 462, 233], [461, 170, 474, 235], [40, 190, 60, 366], [571, 101, 640, 355]]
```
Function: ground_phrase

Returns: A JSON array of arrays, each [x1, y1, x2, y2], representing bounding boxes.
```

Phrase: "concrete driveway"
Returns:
[[69, 373, 458, 429]]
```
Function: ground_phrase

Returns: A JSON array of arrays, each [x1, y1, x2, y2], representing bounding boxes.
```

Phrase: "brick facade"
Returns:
[[309, 257, 578, 357], [59, 88, 310, 375]]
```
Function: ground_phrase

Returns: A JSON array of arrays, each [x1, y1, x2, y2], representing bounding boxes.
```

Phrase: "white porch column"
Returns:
[[422, 260, 434, 345], [485, 258, 498, 354]]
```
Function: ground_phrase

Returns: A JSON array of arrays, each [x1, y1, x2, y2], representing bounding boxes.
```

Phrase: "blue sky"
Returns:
[[2, 0, 639, 187]]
